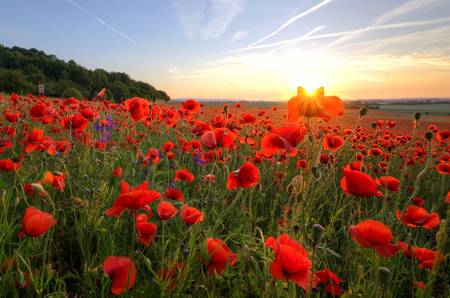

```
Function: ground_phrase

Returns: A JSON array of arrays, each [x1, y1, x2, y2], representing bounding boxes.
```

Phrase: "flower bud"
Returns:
[[312, 224, 324, 244], [359, 106, 368, 117], [425, 131, 433, 141], [377, 266, 392, 286], [414, 112, 421, 121], [371, 122, 377, 129]]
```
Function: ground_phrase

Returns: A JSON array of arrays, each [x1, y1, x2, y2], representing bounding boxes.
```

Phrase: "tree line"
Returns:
[[0, 44, 170, 101]]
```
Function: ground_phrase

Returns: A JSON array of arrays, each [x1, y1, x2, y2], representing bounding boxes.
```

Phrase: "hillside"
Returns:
[[0, 45, 170, 101]]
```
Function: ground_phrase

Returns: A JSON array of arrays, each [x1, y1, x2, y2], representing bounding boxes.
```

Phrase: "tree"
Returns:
[[61, 87, 83, 99]]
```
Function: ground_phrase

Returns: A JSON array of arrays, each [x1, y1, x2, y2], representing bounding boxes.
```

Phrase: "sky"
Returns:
[[1, 0, 450, 100]]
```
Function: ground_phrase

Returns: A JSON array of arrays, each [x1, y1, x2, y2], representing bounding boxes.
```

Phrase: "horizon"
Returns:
[[1, 0, 450, 100]]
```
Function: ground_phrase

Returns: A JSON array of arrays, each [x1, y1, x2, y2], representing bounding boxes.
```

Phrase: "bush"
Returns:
[[61, 87, 83, 99]]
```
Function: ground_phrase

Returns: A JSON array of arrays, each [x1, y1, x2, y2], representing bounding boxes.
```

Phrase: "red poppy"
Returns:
[[436, 163, 450, 175], [105, 181, 161, 217], [4, 111, 20, 123], [411, 196, 425, 206], [23, 128, 46, 153], [40, 171, 65, 192], [315, 268, 343, 296], [156, 201, 178, 220], [436, 130, 450, 142], [180, 204, 204, 225], [174, 169, 195, 182], [0, 159, 21, 171], [165, 188, 184, 201], [349, 220, 398, 257], [445, 191, 450, 204], [113, 167, 123, 178], [226, 162, 260, 190], [288, 87, 344, 121], [340, 169, 381, 197], [103, 256, 136, 296], [181, 99, 200, 113], [411, 246, 443, 270], [261, 126, 307, 156], [20, 207, 56, 238], [200, 128, 236, 149], [265, 234, 318, 291], [162, 141, 174, 152], [63, 114, 88, 133], [322, 134, 345, 152], [376, 176, 400, 192], [123, 97, 150, 122], [395, 205, 440, 229], [205, 238, 237, 274], [135, 214, 157, 246]]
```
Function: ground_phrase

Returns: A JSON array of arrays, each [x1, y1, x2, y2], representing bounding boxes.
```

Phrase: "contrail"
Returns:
[[65, 0, 134, 42], [265, 25, 326, 55], [248, 0, 334, 47]]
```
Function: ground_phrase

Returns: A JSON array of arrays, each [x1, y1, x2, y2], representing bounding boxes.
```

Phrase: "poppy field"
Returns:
[[0, 89, 449, 297]]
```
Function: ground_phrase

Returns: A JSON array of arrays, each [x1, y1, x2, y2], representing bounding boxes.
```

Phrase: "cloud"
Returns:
[[248, 0, 334, 47], [173, 0, 244, 41], [65, 0, 134, 42], [231, 30, 248, 43]]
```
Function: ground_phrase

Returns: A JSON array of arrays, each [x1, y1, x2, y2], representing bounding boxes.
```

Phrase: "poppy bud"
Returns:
[[359, 106, 368, 117], [31, 183, 45, 193], [371, 122, 377, 129], [377, 266, 392, 286], [293, 224, 301, 233], [414, 112, 421, 121], [312, 224, 324, 244], [425, 131, 433, 141]]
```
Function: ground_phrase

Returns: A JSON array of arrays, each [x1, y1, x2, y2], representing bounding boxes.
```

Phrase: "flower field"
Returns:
[[0, 90, 449, 297]]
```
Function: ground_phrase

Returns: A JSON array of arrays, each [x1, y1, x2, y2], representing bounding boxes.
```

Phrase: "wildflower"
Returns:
[[103, 256, 136, 295], [226, 162, 259, 190], [20, 207, 56, 238], [349, 220, 398, 257], [205, 238, 237, 274], [396, 205, 440, 229]]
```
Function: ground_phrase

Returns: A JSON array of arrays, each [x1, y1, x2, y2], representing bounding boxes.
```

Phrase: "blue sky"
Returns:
[[1, 0, 450, 99]]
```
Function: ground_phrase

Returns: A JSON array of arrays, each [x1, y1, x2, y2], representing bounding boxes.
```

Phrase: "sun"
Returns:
[[288, 73, 327, 96]]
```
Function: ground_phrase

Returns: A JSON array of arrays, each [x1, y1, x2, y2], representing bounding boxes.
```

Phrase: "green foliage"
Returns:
[[61, 87, 83, 99], [0, 44, 170, 101]]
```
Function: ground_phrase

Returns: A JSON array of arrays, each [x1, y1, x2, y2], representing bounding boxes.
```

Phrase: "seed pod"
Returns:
[[414, 112, 421, 121], [312, 224, 324, 244], [377, 266, 392, 286], [425, 131, 433, 141], [359, 106, 368, 117]]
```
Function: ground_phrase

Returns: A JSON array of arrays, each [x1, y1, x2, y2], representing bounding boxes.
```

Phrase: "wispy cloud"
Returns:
[[64, 0, 134, 42], [325, 0, 443, 49], [231, 30, 248, 43], [248, 0, 334, 47], [173, 0, 244, 41], [265, 25, 326, 55]]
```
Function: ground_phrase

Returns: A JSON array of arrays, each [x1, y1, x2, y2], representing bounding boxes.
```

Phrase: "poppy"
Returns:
[[411, 246, 443, 270], [436, 163, 450, 175], [40, 171, 65, 192], [181, 99, 201, 114], [436, 130, 450, 142], [226, 162, 260, 190], [205, 238, 237, 274], [174, 169, 195, 182], [113, 167, 123, 178], [165, 188, 184, 201], [349, 220, 398, 257], [200, 128, 236, 149], [0, 159, 21, 172], [23, 128, 46, 153], [445, 191, 450, 204], [162, 141, 174, 152], [288, 87, 344, 121], [322, 134, 345, 152], [63, 114, 89, 133], [103, 256, 136, 296], [265, 234, 318, 291], [340, 169, 382, 197], [156, 201, 178, 220], [123, 97, 150, 122], [135, 214, 157, 246], [315, 268, 343, 296], [261, 126, 307, 156], [180, 204, 204, 225], [20, 207, 56, 237], [376, 176, 400, 192], [105, 181, 161, 217], [395, 205, 440, 229]]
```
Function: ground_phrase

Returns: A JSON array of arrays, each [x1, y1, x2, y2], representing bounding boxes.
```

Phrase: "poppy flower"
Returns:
[[180, 204, 204, 225], [40, 171, 65, 192], [174, 169, 195, 182], [322, 134, 345, 152], [156, 201, 178, 220], [411, 196, 425, 207], [436, 163, 450, 175], [4, 111, 20, 123], [103, 256, 136, 296], [200, 128, 236, 149], [135, 214, 157, 246], [123, 97, 150, 122], [436, 130, 450, 142], [340, 169, 382, 197], [265, 233, 318, 291], [349, 220, 398, 257], [411, 246, 443, 270], [63, 114, 89, 133], [23, 128, 46, 153], [20, 207, 56, 237], [0, 159, 21, 171], [376, 176, 400, 192], [181, 99, 200, 114], [261, 126, 307, 156], [205, 238, 237, 274], [165, 188, 184, 201], [315, 268, 343, 296], [395, 205, 440, 229], [288, 87, 344, 121], [113, 167, 123, 178], [445, 191, 450, 204], [105, 181, 161, 217], [162, 141, 174, 152], [226, 162, 260, 190]]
